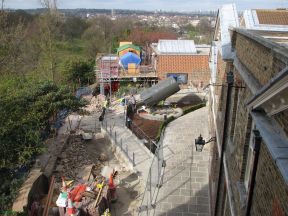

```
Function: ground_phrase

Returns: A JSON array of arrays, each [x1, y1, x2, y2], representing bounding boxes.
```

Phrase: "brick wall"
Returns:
[[210, 28, 288, 216], [227, 87, 239, 142], [232, 35, 288, 215], [209, 138, 220, 215], [235, 34, 286, 86], [220, 32, 288, 216], [209, 54, 235, 216], [251, 142, 288, 216], [215, 171, 226, 216], [156, 55, 210, 88], [225, 71, 253, 215], [224, 194, 232, 216], [274, 109, 288, 136]]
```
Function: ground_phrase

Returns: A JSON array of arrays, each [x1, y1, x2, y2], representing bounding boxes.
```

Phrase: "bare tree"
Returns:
[[38, 0, 59, 82], [40, 0, 57, 13], [1, 0, 4, 12]]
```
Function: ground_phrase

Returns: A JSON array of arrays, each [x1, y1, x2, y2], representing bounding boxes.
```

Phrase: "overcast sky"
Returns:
[[4, 0, 287, 11]]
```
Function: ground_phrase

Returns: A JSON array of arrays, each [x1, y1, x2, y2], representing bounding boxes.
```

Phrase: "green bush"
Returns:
[[60, 58, 95, 86], [0, 172, 27, 212], [155, 116, 175, 142], [0, 79, 86, 211], [182, 103, 206, 115], [0, 80, 86, 169]]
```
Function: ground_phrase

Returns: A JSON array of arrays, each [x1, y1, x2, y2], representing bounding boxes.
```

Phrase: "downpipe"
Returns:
[[245, 129, 262, 216], [214, 75, 233, 216]]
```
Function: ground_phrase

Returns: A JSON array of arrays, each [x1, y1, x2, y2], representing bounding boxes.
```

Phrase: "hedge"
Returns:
[[155, 102, 206, 142]]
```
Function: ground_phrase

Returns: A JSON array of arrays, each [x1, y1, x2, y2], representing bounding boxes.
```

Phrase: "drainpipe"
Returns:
[[245, 129, 261, 216], [214, 71, 233, 216]]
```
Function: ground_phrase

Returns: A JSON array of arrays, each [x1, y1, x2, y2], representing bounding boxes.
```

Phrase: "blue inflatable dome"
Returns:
[[120, 52, 141, 70]]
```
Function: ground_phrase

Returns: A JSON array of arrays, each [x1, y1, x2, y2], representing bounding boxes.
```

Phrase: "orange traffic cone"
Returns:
[[67, 193, 77, 216], [108, 173, 117, 202], [108, 174, 115, 189]]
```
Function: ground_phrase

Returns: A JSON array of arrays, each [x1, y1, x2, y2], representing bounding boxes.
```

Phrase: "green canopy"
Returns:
[[117, 44, 141, 54]]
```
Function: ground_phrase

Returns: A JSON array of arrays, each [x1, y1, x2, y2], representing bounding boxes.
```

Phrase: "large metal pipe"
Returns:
[[139, 77, 180, 107]]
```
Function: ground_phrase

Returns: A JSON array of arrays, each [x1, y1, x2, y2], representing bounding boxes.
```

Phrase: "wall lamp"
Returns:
[[203, 71, 245, 90], [195, 134, 216, 152]]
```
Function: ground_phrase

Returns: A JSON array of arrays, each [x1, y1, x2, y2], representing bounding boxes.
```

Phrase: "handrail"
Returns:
[[137, 129, 164, 215]]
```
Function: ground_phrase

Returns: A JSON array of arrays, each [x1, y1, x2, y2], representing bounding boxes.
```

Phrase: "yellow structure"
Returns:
[[128, 63, 139, 74], [119, 41, 132, 47]]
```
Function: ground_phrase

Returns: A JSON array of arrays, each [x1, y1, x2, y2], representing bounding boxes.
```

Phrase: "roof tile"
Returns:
[[256, 9, 288, 25]]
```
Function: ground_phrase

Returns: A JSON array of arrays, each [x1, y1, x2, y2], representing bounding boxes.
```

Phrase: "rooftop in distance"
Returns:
[[152, 39, 210, 55]]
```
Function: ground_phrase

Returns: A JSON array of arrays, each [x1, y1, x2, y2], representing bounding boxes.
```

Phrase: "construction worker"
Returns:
[[99, 97, 108, 122], [103, 209, 111, 216], [103, 99, 108, 111], [130, 94, 136, 112]]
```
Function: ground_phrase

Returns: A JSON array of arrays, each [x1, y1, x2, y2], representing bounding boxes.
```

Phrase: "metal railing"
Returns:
[[102, 114, 165, 215], [102, 120, 136, 166], [137, 130, 165, 216]]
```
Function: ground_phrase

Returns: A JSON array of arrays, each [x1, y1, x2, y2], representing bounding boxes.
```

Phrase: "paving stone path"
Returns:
[[153, 106, 210, 216], [103, 105, 210, 216]]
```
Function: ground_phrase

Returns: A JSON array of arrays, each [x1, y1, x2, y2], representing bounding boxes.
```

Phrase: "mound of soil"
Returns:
[[131, 114, 161, 140]]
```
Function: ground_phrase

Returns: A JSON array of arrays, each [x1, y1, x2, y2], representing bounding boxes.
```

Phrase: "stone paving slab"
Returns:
[[103, 105, 210, 216], [153, 106, 211, 216]]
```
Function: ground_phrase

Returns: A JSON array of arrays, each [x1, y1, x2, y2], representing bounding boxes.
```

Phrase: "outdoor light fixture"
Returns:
[[203, 71, 245, 90], [195, 135, 216, 152]]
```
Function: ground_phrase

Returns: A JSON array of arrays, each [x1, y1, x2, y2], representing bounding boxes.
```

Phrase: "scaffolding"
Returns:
[[95, 55, 158, 91]]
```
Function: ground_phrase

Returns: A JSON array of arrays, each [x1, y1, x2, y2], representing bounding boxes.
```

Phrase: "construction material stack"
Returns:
[[55, 166, 118, 216]]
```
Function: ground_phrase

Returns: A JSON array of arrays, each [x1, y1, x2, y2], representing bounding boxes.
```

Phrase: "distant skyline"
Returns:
[[3, 0, 287, 11]]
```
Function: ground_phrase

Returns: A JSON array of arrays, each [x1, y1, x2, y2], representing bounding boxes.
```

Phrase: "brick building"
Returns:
[[207, 5, 288, 216], [151, 40, 210, 89]]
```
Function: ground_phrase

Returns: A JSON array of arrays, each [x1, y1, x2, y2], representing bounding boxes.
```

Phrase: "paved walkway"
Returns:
[[103, 106, 153, 182], [153, 107, 210, 216]]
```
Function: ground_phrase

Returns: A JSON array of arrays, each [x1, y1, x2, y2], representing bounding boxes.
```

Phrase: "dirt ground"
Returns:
[[130, 92, 205, 142], [42, 95, 143, 215], [131, 114, 162, 140], [84, 135, 144, 215]]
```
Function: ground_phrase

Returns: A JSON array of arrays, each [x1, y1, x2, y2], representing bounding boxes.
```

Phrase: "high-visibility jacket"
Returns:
[[103, 100, 108, 108], [103, 209, 111, 216]]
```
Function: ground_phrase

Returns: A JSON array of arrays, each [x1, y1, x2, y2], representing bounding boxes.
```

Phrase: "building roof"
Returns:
[[255, 31, 288, 47], [214, 3, 239, 59], [119, 41, 132, 47], [102, 55, 118, 61], [195, 45, 210, 55], [156, 40, 197, 54], [256, 9, 288, 25], [243, 9, 288, 31]]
